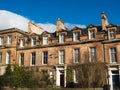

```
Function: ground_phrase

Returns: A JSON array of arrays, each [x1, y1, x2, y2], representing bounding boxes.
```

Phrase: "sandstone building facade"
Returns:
[[0, 12, 120, 90]]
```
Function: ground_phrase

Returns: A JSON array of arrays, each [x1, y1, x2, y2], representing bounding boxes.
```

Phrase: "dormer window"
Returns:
[[59, 34, 64, 43], [73, 32, 80, 41], [20, 39, 25, 47], [31, 37, 36, 46], [108, 30, 115, 39], [0, 37, 4, 45], [43, 36, 48, 45], [7, 35, 12, 44], [89, 30, 95, 39]]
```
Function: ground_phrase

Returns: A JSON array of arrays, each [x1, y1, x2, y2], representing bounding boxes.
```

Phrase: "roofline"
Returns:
[[0, 28, 28, 35]]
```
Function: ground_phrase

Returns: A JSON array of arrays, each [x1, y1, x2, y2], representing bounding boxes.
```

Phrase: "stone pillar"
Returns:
[[108, 67, 112, 90], [56, 66, 60, 86], [64, 65, 67, 87]]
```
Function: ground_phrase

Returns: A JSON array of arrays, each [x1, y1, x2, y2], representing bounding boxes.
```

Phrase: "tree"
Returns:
[[0, 64, 39, 88], [73, 62, 108, 88]]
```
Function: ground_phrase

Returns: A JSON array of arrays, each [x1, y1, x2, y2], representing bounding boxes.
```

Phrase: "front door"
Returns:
[[112, 75, 119, 89], [60, 74, 64, 87]]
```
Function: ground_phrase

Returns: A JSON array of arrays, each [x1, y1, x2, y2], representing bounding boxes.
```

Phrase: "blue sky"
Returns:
[[0, 0, 120, 32]]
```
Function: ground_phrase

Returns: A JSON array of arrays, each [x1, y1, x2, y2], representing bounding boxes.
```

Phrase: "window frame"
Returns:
[[20, 39, 25, 47], [31, 52, 36, 66], [42, 51, 48, 65], [59, 34, 65, 43], [0, 37, 4, 45], [0, 52, 2, 63], [43, 36, 48, 45], [59, 50, 65, 64], [31, 37, 36, 46], [110, 48, 117, 63], [73, 32, 80, 41], [89, 30, 95, 39], [20, 53, 24, 65], [108, 30, 115, 39], [89, 47, 96, 62], [6, 52, 10, 64], [73, 49, 79, 63], [7, 35, 12, 45]]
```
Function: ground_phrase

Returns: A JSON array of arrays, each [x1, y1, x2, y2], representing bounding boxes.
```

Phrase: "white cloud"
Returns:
[[0, 10, 86, 33], [0, 10, 29, 31], [65, 23, 86, 30], [37, 23, 56, 33]]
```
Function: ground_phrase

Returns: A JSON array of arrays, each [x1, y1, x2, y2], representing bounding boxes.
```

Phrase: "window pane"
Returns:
[[43, 37, 48, 45], [32, 38, 36, 46], [20, 53, 24, 65], [90, 47, 96, 62], [6, 52, 10, 64], [8, 35, 12, 44], [59, 34, 64, 43], [74, 49, 79, 63], [0, 37, 4, 45], [0, 52, 2, 63], [109, 30, 115, 39], [20, 39, 25, 47], [31, 52, 36, 65], [89, 30, 95, 39], [73, 32, 79, 41], [43, 51, 48, 65], [59, 50, 64, 64], [110, 48, 117, 62]]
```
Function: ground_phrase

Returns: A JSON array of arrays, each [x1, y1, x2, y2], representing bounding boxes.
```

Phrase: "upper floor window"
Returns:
[[73, 32, 80, 41], [43, 36, 48, 45], [110, 48, 117, 63], [108, 30, 115, 39], [31, 37, 36, 46], [20, 53, 24, 65], [0, 37, 4, 45], [6, 52, 10, 64], [89, 30, 95, 39], [0, 52, 2, 63], [59, 34, 64, 43], [20, 39, 25, 47], [31, 52, 36, 66], [89, 47, 96, 62], [59, 50, 65, 64], [7, 35, 12, 44], [74, 49, 79, 63], [42, 51, 48, 65]]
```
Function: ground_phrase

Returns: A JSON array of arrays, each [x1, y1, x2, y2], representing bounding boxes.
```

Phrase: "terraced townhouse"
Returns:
[[0, 12, 120, 90]]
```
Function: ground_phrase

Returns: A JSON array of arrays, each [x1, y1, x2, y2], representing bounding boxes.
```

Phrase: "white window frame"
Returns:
[[20, 53, 24, 66], [43, 36, 48, 45], [110, 48, 117, 63], [59, 50, 65, 64], [73, 32, 79, 41], [31, 37, 36, 46], [89, 47, 96, 62], [73, 70, 78, 83], [31, 52, 36, 66], [0, 52, 2, 63], [7, 35, 12, 44], [108, 30, 115, 39], [73, 49, 79, 63], [0, 37, 4, 45], [89, 30, 95, 39], [59, 34, 64, 43], [42, 51, 48, 65], [20, 39, 25, 47], [6, 52, 10, 64]]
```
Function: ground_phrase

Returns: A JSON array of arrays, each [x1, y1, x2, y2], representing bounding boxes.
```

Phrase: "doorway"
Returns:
[[60, 74, 64, 87]]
